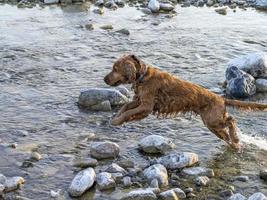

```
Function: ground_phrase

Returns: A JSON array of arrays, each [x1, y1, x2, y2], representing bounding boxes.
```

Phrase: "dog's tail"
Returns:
[[224, 98, 267, 111]]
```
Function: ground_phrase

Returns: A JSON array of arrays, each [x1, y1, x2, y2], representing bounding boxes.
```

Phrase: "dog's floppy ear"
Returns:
[[130, 54, 146, 74], [125, 61, 137, 82]]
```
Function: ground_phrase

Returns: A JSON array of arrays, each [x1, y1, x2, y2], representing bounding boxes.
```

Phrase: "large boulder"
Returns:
[[78, 88, 129, 111], [96, 172, 116, 190], [256, 79, 267, 92], [226, 66, 256, 98], [157, 152, 198, 170], [138, 135, 175, 154], [144, 164, 168, 187], [120, 188, 158, 200], [68, 168, 96, 197], [90, 142, 120, 159], [227, 52, 267, 78]]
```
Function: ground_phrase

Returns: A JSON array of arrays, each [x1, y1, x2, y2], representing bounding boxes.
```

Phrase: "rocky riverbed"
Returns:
[[0, 3, 267, 200]]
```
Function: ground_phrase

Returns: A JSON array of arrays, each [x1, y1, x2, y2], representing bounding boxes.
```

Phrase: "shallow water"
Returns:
[[0, 3, 267, 199]]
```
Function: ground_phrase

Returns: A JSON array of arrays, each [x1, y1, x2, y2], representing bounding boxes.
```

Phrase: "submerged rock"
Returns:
[[96, 172, 116, 190], [159, 188, 186, 199], [157, 152, 198, 170], [194, 176, 210, 186], [226, 66, 256, 98], [234, 175, 249, 182], [4, 176, 25, 192], [228, 193, 246, 200], [90, 142, 120, 159], [68, 168, 96, 197], [256, 79, 267, 92], [30, 152, 42, 161], [120, 188, 158, 200], [148, 0, 160, 13], [215, 7, 227, 15], [73, 158, 98, 168], [116, 28, 130, 35], [0, 184, 4, 196], [248, 192, 267, 200], [138, 135, 175, 154], [259, 169, 267, 181], [104, 163, 127, 175], [182, 167, 214, 177], [144, 164, 168, 187]]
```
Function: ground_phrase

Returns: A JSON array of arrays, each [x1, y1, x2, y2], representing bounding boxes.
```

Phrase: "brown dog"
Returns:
[[104, 54, 267, 151]]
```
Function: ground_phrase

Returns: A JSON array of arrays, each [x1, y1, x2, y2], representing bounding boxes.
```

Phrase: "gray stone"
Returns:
[[173, 188, 186, 199], [140, 8, 153, 14], [114, 0, 125, 7], [96, 172, 116, 190], [207, 0, 214, 6], [234, 175, 249, 182], [116, 29, 130, 35], [100, 25, 114, 30], [85, 24, 95, 30], [144, 164, 168, 187], [111, 173, 123, 183], [256, 79, 267, 92], [157, 152, 198, 170], [73, 158, 98, 168], [159, 190, 178, 200], [105, 163, 127, 175], [31, 152, 42, 161], [90, 100, 111, 111], [182, 167, 214, 177], [194, 176, 210, 186], [248, 192, 267, 200], [95, 0, 104, 6], [117, 159, 134, 168], [220, 189, 234, 198], [226, 66, 256, 98], [116, 86, 131, 98], [120, 188, 157, 200], [160, 3, 175, 11], [90, 142, 120, 159], [50, 190, 62, 198], [0, 174, 6, 184], [123, 176, 132, 187], [260, 169, 267, 181], [228, 193, 246, 200], [44, 0, 59, 4], [104, 0, 118, 9], [4, 176, 25, 192], [215, 7, 227, 15], [227, 52, 267, 78], [255, 0, 267, 10], [150, 178, 159, 188], [138, 135, 175, 154], [148, 0, 160, 12], [68, 168, 96, 197], [0, 184, 4, 196]]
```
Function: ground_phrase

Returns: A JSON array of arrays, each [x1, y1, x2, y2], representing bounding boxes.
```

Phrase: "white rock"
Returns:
[[195, 176, 210, 186], [44, 0, 59, 4], [182, 167, 214, 177], [120, 188, 158, 200], [4, 176, 25, 192], [68, 168, 96, 197], [50, 190, 61, 198], [123, 176, 132, 187], [157, 152, 198, 170], [160, 3, 174, 11], [111, 172, 124, 182], [248, 192, 267, 200], [256, 79, 267, 92], [144, 164, 168, 187], [96, 172, 116, 190], [228, 193, 246, 200], [31, 152, 42, 161], [148, 0, 160, 13], [139, 135, 175, 154], [105, 163, 127, 175], [90, 142, 120, 159]]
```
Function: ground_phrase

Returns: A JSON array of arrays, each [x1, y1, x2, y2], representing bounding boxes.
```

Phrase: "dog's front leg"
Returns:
[[115, 100, 139, 118]]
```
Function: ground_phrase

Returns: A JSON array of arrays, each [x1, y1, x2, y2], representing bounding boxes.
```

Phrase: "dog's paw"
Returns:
[[111, 117, 123, 126]]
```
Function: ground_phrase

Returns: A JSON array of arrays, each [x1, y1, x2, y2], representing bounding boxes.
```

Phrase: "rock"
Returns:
[[95, 0, 104, 6], [256, 79, 267, 92], [255, 0, 267, 10], [215, 7, 227, 15], [90, 142, 120, 159], [114, 0, 125, 7], [148, 0, 160, 13], [78, 88, 129, 110], [101, 25, 114, 30], [0, 174, 6, 184], [207, 0, 213, 6], [85, 23, 95, 30], [96, 172, 116, 190], [50, 190, 62, 198], [138, 135, 175, 154], [144, 164, 168, 187], [259, 169, 267, 181], [228, 193, 246, 200], [123, 176, 132, 187], [30, 152, 42, 161], [116, 86, 131, 98], [68, 168, 96, 197], [44, 0, 59, 4], [159, 188, 186, 200], [182, 167, 214, 177], [194, 176, 210, 186], [105, 163, 127, 174], [91, 100, 112, 111], [160, 3, 174, 11], [117, 159, 134, 168], [184, 187, 193, 194], [0, 184, 4, 196], [120, 188, 158, 200], [116, 29, 130, 35], [150, 178, 159, 188], [4, 176, 25, 192], [196, 0, 205, 6], [93, 8, 104, 15], [73, 158, 98, 168], [173, 188, 186, 199], [60, 0, 72, 4], [9, 143, 17, 148], [227, 52, 267, 78], [140, 8, 153, 14], [220, 189, 234, 198], [104, 0, 118, 9], [157, 152, 198, 170], [248, 192, 267, 200], [234, 175, 249, 182], [226, 66, 256, 98], [111, 173, 124, 183]]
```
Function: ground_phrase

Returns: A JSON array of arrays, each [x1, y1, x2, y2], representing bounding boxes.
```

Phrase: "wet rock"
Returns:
[[21, 160, 34, 168], [219, 189, 234, 198], [157, 152, 198, 170], [73, 158, 98, 168], [150, 178, 159, 188], [194, 176, 210, 186], [227, 52, 267, 78], [116, 29, 130, 35], [68, 168, 96, 197], [181, 1, 191, 7], [0, 184, 4, 196], [44, 0, 59, 4], [0, 174, 6, 184], [173, 188, 186, 199], [123, 176, 132, 187], [90, 142, 120, 159], [50, 189, 62, 198], [105, 163, 127, 175], [159, 188, 186, 199], [184, 187, 193, 194], [116, 86, 130, 98], [256, 79, 267, 92], [144, 164, 168, 187], [4, 176, 25, 192], [104, 0, 118, 9], [160, 3, 174, 11], [255, 0, 267, 10], [117, 159, 134, 169], [60, 0, 72, 4], [85, 23, 95, 30], [96, 172, 116, 190], [138, 135, 175, 154], [30, 152, 42, 161], [111, 173, 124, 183], [78, 88, 128, 110], [234, 175, 249, 182], [93, 8, 104, 15], [114, 0, 125, 7], [259, 169, 267, 181], [228, 193, 246, 200], [248, 192, 267, 200], [215, 7, 227, 15], [206, 0, 214, 6], [101, 25, 114, 30], [182, 167, 214, 177], [95, 0, 104, 6], [148, 0, 160, 13], [9, 143, 17, 148], [120, 188, 158, 200], [140, 8, 153, 14], [226, 66, 256, 98]]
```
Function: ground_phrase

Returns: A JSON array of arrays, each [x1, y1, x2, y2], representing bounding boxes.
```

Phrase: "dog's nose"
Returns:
[[104, 75, 109, 84]]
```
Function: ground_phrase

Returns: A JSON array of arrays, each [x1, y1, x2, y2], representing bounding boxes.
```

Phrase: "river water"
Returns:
[[0, 3, 267, 199]]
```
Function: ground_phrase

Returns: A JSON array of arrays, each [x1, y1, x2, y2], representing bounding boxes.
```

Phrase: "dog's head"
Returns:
[[104, 54, 146, 86]]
